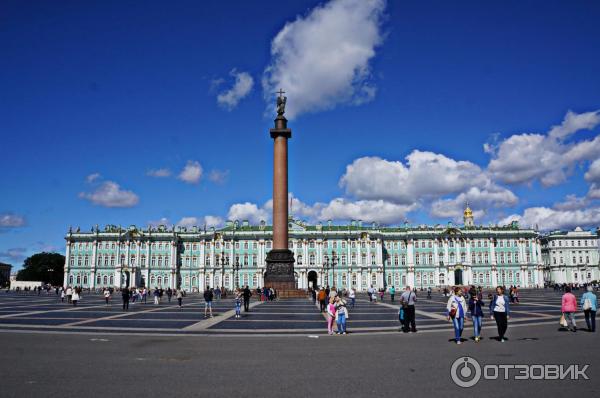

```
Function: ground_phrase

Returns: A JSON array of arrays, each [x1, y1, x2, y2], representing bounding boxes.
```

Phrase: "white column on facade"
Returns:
[[64, 241, 71, 287], [170, 241, 177, 289]]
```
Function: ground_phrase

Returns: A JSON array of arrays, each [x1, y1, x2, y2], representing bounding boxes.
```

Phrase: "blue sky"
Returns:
[[2, 0, 600, 269]]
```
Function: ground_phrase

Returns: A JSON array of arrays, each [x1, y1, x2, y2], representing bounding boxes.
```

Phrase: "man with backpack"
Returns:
[[399, 286, 417, 333]]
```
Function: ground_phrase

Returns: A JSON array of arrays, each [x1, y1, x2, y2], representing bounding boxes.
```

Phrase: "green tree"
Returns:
[[16, 252, 65, 286]]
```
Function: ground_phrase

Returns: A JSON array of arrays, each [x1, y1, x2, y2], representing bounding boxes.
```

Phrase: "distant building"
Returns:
[[541, 227, 600, 284], [0, 262, 12, 286], [63, 205, 546, 290]]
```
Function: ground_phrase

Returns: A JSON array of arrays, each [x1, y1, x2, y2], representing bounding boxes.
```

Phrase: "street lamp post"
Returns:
[[331, 251, 337, 288], [220, 249, 226, 290], [323, 257, 330, 287]]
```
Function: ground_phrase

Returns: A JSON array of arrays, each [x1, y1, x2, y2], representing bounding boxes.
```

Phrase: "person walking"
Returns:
[[367, 285, 374, 302], [326, 297, 336, 335], [153, 287, 160, 305], [447, 287, 467, 344], [167, 287, 173, 303], [389, 285, 396, 303], [399, 286, 417, 333], [60, 288, 65, 303], [234, 289, 242, 319], [318, 287, 327, 312], [335, 296, 348, 335], [348, 287, 356, 309], [66, 286, 73, 304], [176, 288, 184, 308], [103, 288, 111, 306], [71, 289, 80, 306], [203, 287, 214, 318], [561, 286, 578, 332], [468, 289, 485, 342], [121, 287, 130, 311], [242, 285, 252, 312], [581, 286, 597, 332], [489, 286, 510, 342]]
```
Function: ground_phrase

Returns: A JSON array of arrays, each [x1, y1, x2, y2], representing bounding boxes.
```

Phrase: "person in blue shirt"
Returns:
[[468, 292, 485, 342], [581, 286, 598, 332]]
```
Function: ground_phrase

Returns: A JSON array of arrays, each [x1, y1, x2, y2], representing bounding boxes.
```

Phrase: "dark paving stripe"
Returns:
[[83, 320, 196, 328]]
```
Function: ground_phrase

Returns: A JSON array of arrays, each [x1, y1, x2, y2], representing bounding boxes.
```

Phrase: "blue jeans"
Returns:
[[350, 298, 355, 308], [472, 315, 482, 337], [452, 316, 464, 341], [337, 313, 347, 333], [235, 302, 241, 315]]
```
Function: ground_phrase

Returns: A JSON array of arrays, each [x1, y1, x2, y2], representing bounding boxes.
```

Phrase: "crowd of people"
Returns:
[[9, 280, 599, 340]]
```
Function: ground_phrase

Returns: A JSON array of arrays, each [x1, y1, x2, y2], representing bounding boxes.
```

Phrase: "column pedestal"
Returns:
[[264, 249, 304, 297]]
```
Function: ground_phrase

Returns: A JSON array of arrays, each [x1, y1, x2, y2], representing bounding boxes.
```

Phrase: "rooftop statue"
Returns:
[[276, 88, 286, 116]]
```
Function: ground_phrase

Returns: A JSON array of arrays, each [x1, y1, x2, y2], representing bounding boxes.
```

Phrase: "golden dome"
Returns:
[[464, 204, 473, 218]]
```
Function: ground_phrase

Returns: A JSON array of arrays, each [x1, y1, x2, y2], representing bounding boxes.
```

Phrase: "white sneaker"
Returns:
[[456, 340, 461, 345]]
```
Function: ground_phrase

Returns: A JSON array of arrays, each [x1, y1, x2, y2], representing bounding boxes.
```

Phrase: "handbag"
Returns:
[[398, 307, 405, 322], [559, 313, 567, 327], [583, 298, 592, 311]]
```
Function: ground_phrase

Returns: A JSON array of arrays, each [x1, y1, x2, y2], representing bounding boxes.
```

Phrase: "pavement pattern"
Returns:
[[0, 288, 596, 335]]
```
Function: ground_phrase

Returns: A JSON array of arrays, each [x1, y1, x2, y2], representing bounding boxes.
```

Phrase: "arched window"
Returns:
[[157, 276, 162, 286], [252, 274, 258, 287], [141, 255, 146, 266], [309, 255, 315, 265], [83, 275, 88, 285], [69, 275, 74, 285], [76, 275, 81, 284], [103, 276, 108, 285], [297, 255, 303, 265], [158, 256, 163, 267], [438, 273, 445, 286], [150, 275, 156, 286], [96, 275, 101, 285], [109, 275, 114, 285]]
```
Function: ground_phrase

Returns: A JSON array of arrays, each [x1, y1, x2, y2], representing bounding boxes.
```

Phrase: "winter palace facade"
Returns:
[[62, 206, 591, 291]]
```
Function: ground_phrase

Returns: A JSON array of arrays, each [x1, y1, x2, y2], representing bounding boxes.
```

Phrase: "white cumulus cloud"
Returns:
[[79, 181, 139, 208], [227, 202, 270, 224], [262, 0, 386, 119], [178, 161, 203, 184], [487, 109, 600, 186], [147, 168, 172, 178], [217, 69, 254, 110], [0, 213, 26, 228], [498, 205, 600, 231]]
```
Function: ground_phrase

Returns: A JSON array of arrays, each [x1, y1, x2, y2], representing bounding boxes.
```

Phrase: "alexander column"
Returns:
[[264, 89, 299, 296]]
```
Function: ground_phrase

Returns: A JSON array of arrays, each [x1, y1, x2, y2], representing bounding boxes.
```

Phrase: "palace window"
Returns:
[[484, 253, 489, 263], [165, 257, 169, 267], [297, 255, 303, 265], [460, 253, 466, 263], [110, 256, 115, 266], [371, 254, 376, 265], [341, 255, 346, 265], [103, 276, 108, 285], [158, 256, 163, 267], [266, 241, 272, 249], [351, 254, 357, 265], [205, 256, 211, 266], [76, 275, 81, 285], [394, 255, 399, 266], [361, 253, 367, 265], [415, 255, 420, 265], [141, 255, 146, 266], [252, 255, 257, 266], [341, 241, 346, 249], [449, 253, 455, 264], [309, 255, 315, 266], [471, 253, 476, 264], [401, 255, 406, 265], [96, 275, 101, 285]]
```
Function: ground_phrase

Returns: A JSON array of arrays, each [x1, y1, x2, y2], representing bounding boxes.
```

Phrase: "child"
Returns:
[[326, 297, 336, 335]]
